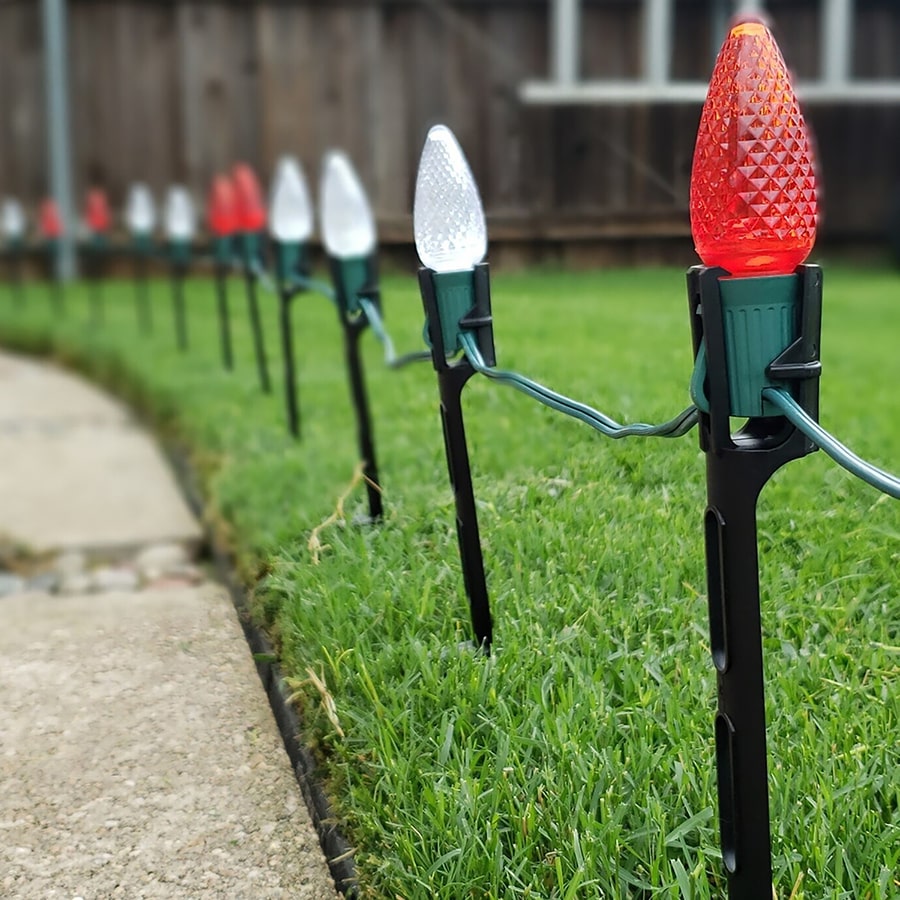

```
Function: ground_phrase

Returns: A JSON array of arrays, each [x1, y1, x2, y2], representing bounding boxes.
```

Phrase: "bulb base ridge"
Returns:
[[276, 241, 310, 289], [687, 264, 822, 454], [169, 239, 191, 267], [240, 232, 265, 268], [689, 266, 822, 426], [212, 237, 232, 266], [329, 254, 379, 317], [418, 263, 495, 369]]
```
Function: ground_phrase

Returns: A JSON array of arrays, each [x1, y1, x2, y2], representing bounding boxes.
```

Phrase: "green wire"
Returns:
[[460, 332, 698, 440], [289, 273, 338, 301], [358, 297, 431, 369], [244, 265, 427, 369], [248, 260, 338, 304], [762, 388, 900, 500], [358, 297, 396, 363], [249, 260, 277, 293]]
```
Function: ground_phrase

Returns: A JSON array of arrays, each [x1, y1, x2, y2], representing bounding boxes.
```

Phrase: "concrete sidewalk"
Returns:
[[0, 351, 339, 899]]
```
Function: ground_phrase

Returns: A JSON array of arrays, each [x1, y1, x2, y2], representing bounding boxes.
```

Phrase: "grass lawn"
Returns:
[[0, 260, 897, 898]]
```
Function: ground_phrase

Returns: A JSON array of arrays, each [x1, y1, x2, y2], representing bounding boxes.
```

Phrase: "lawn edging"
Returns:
[[166, 446, 359, 898]]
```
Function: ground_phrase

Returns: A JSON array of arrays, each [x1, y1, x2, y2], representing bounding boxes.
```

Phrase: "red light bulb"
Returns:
[[231, 163, 266, 233], [207, 175, 238, 237], [690, 20, 818, 277], [39, 199, 63, 239], [84, 188, 111, 234]]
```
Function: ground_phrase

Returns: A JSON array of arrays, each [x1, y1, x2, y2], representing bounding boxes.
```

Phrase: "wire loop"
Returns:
[[762, 388, 900, 499], [460, 332, 698, 440]]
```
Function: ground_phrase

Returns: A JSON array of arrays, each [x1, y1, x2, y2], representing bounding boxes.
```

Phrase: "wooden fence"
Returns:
[[1, 0, 899, 265]]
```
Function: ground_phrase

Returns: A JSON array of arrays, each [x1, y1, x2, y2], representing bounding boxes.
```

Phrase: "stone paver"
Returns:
[[0, 350, 338, 898], [0, 351, 201, 557], [0, 423, 203, 555], [0, 352, 128, 425]]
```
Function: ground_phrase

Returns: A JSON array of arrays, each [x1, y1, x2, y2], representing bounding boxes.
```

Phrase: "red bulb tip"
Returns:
[[207, 176, 239, 238], [84, 189, 111, 234], [689, 20, 818, 277], [39, 199, 63, 239], [231, 163, 266, 233]]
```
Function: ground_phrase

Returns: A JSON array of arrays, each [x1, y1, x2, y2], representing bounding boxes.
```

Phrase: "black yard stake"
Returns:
[[83, 191, 111, 326], [45, 240, 65, 316], [342, 316, 382, 520], [50, 274, 65, 315], [133, 240, 152, 335], [211, 236, 234, 371], [88, 238, 105, 326], [172, 262, 188, 351], [418, 262, 496, 651], [687, 264, 822, 899], [232, 165, 272, 394], [2, 201, 27, 309], [279, 290, 299, 437], [52, 279, 65, 315], [244, 265, 271, 392], [214, 265, 233, 371], [268, 156, 315, 437], [239, 233, 271, 393], [8, 244, 25, 310], [330, 255, 383, 522], [275, 243, 307, 439], [40, 202, 66, 316]]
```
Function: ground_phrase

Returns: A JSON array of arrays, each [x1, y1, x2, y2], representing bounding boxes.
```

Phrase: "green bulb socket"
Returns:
[[276, 241, 308, 285], [133, 233, 154, 255], [241, 232, 261, 267], [170, 239, 191, 267], [213, 237, 232, 266], [334, 256, 371, 315], [428, 270, 476, 357], [719, 273, 800, 418]]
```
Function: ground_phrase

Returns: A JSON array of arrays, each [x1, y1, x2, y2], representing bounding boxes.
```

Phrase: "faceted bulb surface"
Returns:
[[39, 199, 63, 239], [125, 183, 156, 234], [232, 164, 267, 232], [1, 199, 26, 239], [165, 186, 196, 241], [320, 151, 376, 259], [413, 125, 486, 273], [270, 156, 313, 243], [84, 189, 111, 234], [208, 176, 238, 237], [690, 20, 818, 277]]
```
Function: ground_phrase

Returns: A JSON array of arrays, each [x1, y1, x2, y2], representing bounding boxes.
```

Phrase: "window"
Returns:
[[522, 0, 900, 103]]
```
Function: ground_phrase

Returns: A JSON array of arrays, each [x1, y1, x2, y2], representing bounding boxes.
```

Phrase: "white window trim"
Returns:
[[523, 0, 900, 104]]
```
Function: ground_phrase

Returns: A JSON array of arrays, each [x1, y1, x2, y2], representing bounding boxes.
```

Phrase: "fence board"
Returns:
[[0, 3, 45, 202], [254, 4, 321, 185], [0, 0, 895, 261], [372, 4, 413, 220], [483, 5, 541, 213], [174, 3, 260, 192], [854, 1, 900, 80]]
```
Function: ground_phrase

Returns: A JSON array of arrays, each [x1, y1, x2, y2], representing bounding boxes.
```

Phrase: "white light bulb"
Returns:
[[413, 125, 487, 273], [269, 156, 313, 243], [125, 183, 156, 234], [1, 199, 26, 240], [164, 186, 196, 241], [319, 151, 377, 259]]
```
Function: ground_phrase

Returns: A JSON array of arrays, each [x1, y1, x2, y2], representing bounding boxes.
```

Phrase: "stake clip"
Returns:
[[687, 264, 822, 457], [419, 262, 496, 372], [330, 254, 380, 320]]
